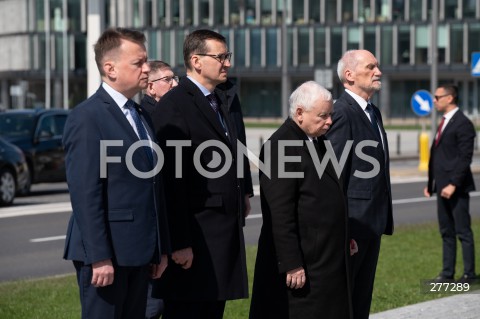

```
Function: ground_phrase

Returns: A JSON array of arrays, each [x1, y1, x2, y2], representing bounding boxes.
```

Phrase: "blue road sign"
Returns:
[[472, 52, 480, 76], [411, 90, 433, 116]]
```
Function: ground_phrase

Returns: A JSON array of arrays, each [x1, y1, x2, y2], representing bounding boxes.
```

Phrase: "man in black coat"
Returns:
[[152, 29, 252, 319], [424, 84, 476, 282], [325, 50, 393, 319], [250, 81, 352, 319]]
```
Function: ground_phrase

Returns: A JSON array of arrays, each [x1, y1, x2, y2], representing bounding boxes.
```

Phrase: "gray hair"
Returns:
[[337, 50, 360, 83], [289, 81, 332, 118]]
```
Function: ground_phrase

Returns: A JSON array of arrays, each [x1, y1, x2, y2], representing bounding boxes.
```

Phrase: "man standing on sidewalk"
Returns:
[[326, 50, 393, 319], [424, 84, 476, 282]]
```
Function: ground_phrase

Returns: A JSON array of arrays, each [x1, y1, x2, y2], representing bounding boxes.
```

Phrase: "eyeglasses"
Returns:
[[196, 52, 233, 64], [434, 93, 451, 100], [150, 75, 179, 84]]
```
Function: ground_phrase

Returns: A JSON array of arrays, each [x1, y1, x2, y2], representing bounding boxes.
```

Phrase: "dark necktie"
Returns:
[[206, 93, 228, 138], [125, 99, 154, 166], [365, 104, 382, 142], [435, 116, 446, 147]]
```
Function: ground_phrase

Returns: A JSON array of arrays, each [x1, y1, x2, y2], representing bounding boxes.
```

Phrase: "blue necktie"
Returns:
[[365, 104, 382, 141], [206, 94, 228, 138], [125, 100, 154, 167]]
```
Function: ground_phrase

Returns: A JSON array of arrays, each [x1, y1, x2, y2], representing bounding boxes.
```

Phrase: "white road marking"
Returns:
[[0, 202, 72, 218], [30, 235, 66, 243]]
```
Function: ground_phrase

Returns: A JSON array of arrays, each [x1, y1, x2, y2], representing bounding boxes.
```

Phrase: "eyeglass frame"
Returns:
[[434, 93, 451, 100], [195, 52, 233, 64], [150, 75, 179, 84]]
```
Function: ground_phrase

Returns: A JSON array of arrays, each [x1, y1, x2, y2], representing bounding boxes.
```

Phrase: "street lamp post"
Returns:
[[44, 0, 51, 109]]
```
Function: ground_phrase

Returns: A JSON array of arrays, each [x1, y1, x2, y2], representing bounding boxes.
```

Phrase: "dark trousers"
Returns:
[[437, 192, 476, 277], [74, 261, 150, 319], [162, 300, 226, 319], [350, 237, 381, 319]]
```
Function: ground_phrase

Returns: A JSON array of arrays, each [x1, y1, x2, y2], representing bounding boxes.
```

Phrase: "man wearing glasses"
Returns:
[[424, 84, 477, 283], [141, 60, 178, 118], [152, 29, 251, 319]]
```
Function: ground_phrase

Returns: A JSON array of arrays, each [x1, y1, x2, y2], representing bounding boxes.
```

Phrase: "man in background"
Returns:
[[424, 84, 476, 283], [141, 60, 178, 117]]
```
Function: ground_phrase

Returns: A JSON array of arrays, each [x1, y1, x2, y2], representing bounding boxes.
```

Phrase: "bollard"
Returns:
[[396, 132, 401, 155], [259, 136, 263, 150], [418, 131, 429, 172]]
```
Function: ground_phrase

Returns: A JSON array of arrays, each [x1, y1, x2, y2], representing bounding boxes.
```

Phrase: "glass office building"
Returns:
[[1, 0, 480, 119]]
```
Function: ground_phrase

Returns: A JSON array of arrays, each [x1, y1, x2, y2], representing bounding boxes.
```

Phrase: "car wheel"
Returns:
[[0, 168, 16, 206]]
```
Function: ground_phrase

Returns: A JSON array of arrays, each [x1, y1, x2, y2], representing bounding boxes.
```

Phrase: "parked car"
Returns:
[[0, 109, 69, 194], [0, 137, 29, 206]]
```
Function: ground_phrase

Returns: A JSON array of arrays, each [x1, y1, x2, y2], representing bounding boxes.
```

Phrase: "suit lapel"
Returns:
[[183, 79, 232, 145], [437, 111, 459, 145]]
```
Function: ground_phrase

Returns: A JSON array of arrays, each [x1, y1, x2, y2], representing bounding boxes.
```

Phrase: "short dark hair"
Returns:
[[94, 28, 146, 76], [438, 84, 459, 104], [183, 29, 226, 70], [148, 60, 172, 73]]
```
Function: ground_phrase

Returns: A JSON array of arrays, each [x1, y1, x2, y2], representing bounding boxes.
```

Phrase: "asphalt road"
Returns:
[[2, 176, 480, 282]]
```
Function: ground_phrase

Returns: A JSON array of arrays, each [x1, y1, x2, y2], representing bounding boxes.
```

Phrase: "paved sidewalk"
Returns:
[[369, 292, 480, 319]]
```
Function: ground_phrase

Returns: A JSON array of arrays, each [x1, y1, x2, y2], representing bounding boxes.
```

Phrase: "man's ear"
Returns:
[[344, 69, 354, 82], [190, 55, 202, 71], [103, 61, 116, 79], [296, 106, 304, 122]]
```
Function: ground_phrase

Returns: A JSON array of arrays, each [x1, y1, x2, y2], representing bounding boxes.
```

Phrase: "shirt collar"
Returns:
[[187, 76, 212, 96], [102, 82, 129, 109], [443, 107, 459, 120], [345, 89, 369, 111]]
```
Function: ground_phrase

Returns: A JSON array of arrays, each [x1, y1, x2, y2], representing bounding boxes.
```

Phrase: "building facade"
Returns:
[[1, 0, 480, 120]]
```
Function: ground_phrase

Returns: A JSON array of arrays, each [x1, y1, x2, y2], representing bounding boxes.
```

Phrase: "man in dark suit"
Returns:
[[140, 59, 178, 319], [152, 29, 251, 319], [249, 81, 352, 319], [141, 60, 178, 117], [424, 84, 476, 282], [325, 50, 393, 319], [62, 28, 170, 319]]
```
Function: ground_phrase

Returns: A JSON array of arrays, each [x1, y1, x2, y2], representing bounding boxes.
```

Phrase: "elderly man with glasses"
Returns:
[[141, 60, 178, 118]]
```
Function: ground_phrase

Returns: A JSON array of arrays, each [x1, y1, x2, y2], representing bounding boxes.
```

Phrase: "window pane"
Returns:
[[464, 0, 476, 18], [410, 0, 422, 21], [292, 0, 305, 24], [241, 81, 281, 117], [359, 0, 372, 23], [314, 27, 326, 66], [266, 28, 277, 66], [376, 0, 390, 22], [381, 26, 392, 65], [468, 23, 480, 53], [246, 0, 257, 25], [175, 31, 184, 67], [415, 25, 428, 64], [310, 0, 320, 23], [230, 0, 240, 25], [450, 23, 463, 64], [147, 30, 158, 60], [261, 0, 274, 25], [298, 27, 310, 65], [364, 26, 376, 55], [325, 0, 336, 23], [444, 0, 459, 19], [250, 29, 262, 66], [214, 0, 225, 25], [172, 0, 180, 25], [199, 0, 209, 25], [398, 25, 410, 64], [437, 25, 447, 63], [347, 26, 360, 50], [331, 27, 343, 64], [157, 0, 167, 26], [393, 0, 405, 21], [234, 29, 246, 67], [184, 0, 193, 25], [74, 35, 86, 69], [161, 31, 171, 62], [343, 0, 353, 22]]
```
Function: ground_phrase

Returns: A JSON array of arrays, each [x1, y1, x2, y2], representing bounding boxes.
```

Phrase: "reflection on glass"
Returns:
[[444, 0, 458, 19], [359, 0, 372, 22], [468, 23, 480, 53], [331, 27, 343, 64], [199, 0, 209, 25], [325, 0, 336, 23], [464, 0, 476, 18], [393, 0, 405, 21], [347, 26, 360, 50], [230, 0, 240, 25], [310, 0, 320, 23], [364, 26, 376, 56], [292, 0, 305, 24], [376, 0, 390, 22]]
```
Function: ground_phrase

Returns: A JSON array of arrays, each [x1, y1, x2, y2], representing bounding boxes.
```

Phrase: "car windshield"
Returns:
[[0, 113, 36, 138]]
